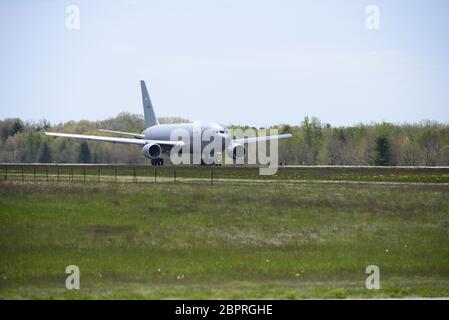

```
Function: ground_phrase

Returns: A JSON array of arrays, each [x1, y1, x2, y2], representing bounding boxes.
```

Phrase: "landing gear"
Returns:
[[151, 158, 164, 166], [200, 158, 221, 166]]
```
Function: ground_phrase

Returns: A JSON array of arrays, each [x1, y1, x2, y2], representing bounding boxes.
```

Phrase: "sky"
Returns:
[[0, 0, 449, 127]]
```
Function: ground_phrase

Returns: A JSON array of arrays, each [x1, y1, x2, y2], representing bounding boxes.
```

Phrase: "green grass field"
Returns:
[[1, 175, 449, 299]]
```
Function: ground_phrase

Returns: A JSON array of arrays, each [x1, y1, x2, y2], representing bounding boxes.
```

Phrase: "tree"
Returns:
[[38, 142, 52, 163], [78, 142, 91, 163], [400, 136, 419, 166], [419, 124, 440, 166], [280, 124, 292, 135], [19, 132, 42, 162], [374, 136, 392, 166], [300, 116, 323, 164], [0, 118, 24, 141]]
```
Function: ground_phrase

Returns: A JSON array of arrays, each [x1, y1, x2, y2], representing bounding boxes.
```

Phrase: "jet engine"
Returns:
[[141, 143, 162, 159], [227, 143, 246, 160]]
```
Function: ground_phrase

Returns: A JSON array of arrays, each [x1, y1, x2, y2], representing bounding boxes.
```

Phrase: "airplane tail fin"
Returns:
[[140, 80, 159, 127]]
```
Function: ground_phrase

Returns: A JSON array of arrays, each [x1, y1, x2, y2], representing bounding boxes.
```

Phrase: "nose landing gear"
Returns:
[[151, 158, 164, 166]]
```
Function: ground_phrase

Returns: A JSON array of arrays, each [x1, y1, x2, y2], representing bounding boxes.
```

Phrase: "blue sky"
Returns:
[[1, 0, 448, 127]]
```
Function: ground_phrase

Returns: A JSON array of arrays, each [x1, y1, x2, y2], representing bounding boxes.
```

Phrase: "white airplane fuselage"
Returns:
[[142, 122, 232, 153]]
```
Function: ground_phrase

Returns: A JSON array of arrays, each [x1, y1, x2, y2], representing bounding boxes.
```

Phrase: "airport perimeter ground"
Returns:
[[0, 165, 449, 299]]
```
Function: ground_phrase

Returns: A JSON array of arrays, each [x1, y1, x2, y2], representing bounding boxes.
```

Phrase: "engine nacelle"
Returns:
[[227, 143, 246, 160], [141, 143, 162, 159]]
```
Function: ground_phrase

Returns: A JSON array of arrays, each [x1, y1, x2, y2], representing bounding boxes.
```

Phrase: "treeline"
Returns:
[[1, 113, 448, 166], [275, 117, 449, 166], [0, 113, 189, 164]]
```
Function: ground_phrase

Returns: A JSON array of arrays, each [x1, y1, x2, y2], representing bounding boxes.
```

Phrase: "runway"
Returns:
[[1, 163, 449, 185]]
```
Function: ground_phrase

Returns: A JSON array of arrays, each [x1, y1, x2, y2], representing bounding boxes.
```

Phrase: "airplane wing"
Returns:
[[96, 129, 146, 139], [45, 132, 184, 146], [232, 133, 292, 145]]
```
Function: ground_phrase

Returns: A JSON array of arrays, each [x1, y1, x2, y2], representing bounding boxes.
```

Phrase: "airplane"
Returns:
[[45, 81, 292, 165]]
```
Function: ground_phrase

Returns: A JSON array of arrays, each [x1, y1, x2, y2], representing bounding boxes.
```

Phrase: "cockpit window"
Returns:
[[219, 130, 225, 134]]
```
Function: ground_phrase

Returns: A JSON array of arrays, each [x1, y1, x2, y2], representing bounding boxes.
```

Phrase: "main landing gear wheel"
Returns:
[[200, 159, 221, 166], [151, 158, 164, 166]]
